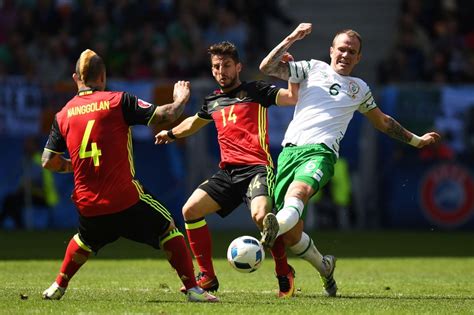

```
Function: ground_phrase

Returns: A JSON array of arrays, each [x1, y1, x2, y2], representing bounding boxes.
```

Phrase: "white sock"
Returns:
[[276, 197, 304, 236], [289, 232, 326, 275]]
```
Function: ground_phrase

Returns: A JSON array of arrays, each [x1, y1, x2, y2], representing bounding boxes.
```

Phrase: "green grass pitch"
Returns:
[[0, 230, 473, 314]]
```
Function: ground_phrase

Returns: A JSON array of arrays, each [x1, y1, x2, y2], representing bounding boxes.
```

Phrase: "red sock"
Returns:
[[185, 218, 215, 278], [271, 236, 290, 276], [55, 235, 91, 288], [161, 229, 197, 290]]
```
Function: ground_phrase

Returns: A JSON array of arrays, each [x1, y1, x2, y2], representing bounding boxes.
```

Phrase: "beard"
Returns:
[[218, 75, 238, 90]]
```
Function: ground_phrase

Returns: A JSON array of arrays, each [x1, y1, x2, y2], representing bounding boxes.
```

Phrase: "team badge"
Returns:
[[137, 99, 152, 108], [348, 81, 360, 98], [420, 163, 474, 227], [210, 101, 219, 109], [319, 71, 329, 79]]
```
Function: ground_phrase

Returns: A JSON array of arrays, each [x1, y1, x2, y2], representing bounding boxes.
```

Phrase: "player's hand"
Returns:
[[287, 23, 312, 42], [281, 52, 294, 63], [417, 132, 441, 148], [155, 130, 175, 145], [173, 80, 190, 104]]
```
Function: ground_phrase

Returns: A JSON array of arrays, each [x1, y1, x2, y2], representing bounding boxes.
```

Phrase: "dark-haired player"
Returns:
[[155, 41, 298, 298], [41, 49, 217, 302]]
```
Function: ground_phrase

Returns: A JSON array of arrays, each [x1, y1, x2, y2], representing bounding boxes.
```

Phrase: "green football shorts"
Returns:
[[274, 144, 337, 219]]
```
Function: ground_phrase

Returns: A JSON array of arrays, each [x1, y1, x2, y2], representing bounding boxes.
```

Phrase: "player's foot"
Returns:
[[320, 255, 337, 297], [277, 265, 296, 298], [180, 272, 219, 293], [42, 282, 66, 300], [261, 213, 279, 248], [186, 286, 219, 302]]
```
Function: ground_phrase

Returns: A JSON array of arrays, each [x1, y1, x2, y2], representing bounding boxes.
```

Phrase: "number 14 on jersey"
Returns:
[[220, 105, 237, 127]]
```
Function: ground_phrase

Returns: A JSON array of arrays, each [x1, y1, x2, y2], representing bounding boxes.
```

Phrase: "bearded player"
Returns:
[[155, 41, 299, 298]]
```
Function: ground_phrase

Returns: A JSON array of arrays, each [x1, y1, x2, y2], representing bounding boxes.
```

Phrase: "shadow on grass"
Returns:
[[1, 229, 473, 260], [296, 293, 474, 301]]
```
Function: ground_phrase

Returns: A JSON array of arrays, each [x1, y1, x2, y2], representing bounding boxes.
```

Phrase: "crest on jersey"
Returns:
[[137, 99, 152, 108], [319, 71, 329, 79], [348, 81, 360, 98], [210, 101, 220, 109]]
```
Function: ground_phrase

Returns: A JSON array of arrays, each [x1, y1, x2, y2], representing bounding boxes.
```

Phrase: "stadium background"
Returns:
[[1, 0, 473, 232]]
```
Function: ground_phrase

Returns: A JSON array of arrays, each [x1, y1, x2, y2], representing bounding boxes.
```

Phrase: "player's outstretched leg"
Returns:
[[320, 255, 337, 297], [185, 218, 219, 291], [42, 234, 92, 300], [261, 213, 279, 248], [195, 272, 219, 292], [180, 272, 220, 294], [277, 264, 296, 298], [186, 286, 219, 302], [42, 282, 66, 300], [271, 236, 295, 298]]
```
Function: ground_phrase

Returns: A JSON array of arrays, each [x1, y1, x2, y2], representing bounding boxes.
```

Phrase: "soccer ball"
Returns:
[[226, 236, 265, 273]]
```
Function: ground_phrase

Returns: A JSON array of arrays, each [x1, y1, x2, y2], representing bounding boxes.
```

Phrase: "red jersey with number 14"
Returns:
[[45, 90, 158, 217], [198, 81, 280, 169]]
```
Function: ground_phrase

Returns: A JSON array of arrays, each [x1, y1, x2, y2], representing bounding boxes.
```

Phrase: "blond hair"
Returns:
[[75, 49, 105, 85]]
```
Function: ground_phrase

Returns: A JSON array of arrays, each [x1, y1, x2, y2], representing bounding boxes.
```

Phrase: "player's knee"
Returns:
[[287, 182, 314, 204], [182, 203, 199, 220], [251, 211, 265, 228], [166, 220, 176, 232]]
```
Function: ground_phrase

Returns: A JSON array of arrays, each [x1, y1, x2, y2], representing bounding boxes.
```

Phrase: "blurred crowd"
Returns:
[[378, 0, 474, 84], [0, 0, 292, 82]]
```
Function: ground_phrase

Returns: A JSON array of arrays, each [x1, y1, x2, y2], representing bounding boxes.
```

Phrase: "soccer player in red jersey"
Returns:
[[155, 41, 299, 297], [41, 49, 218, 302]]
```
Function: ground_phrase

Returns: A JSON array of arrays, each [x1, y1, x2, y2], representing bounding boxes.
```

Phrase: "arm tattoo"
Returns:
[[42, 150, 73, 173], [260, 42, 292, 80], [58, 157, 72, 173], [385, 117, 411, 143], [153, 101, 185, 125]]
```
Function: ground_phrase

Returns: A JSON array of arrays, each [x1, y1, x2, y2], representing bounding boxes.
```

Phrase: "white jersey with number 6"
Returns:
[[283, 59, 377, 156]]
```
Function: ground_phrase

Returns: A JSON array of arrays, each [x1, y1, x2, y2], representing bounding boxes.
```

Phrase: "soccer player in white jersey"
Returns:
[[259, 23, 440, 297]]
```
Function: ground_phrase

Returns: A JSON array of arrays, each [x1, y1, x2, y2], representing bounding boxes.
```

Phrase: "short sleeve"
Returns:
[[121, 92, 159, 126], [197, 99, 213, 120], [44, 115, 67, 154], [288, 60, 313, 83], [254, 80, 280, 107], [357, 84, 378, 114]]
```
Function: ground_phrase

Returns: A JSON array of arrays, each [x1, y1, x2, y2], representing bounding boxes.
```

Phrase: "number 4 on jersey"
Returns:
[[79, 120, 102, 166]]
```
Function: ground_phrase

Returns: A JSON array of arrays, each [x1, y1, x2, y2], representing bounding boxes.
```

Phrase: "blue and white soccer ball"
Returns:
[[227, 236, 265, 273]]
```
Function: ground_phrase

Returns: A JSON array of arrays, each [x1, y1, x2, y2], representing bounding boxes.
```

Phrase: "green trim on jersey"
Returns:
[[160, 228, 183, 247], [44, 148, 65, 155], [132, 180, 173, 221], [274, 144, 337, 219], [266, 165, 275, 198]]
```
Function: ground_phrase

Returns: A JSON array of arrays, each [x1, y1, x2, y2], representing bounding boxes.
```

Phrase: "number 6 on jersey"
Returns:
[[79, 119, 102, 166]]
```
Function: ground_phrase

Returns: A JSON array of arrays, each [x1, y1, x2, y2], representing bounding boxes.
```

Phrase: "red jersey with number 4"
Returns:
[[45, 90, 157, 217], [198, 81, 280, 169]]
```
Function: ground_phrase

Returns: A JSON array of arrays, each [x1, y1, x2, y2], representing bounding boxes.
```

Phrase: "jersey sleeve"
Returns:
[[121, 92, 159, 126], [357, 82, 378, 114], [197, 99, 213, 120], [44, 115, 67, 154], [288, 60, 314, 83], [254, 80, 280, 107]]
